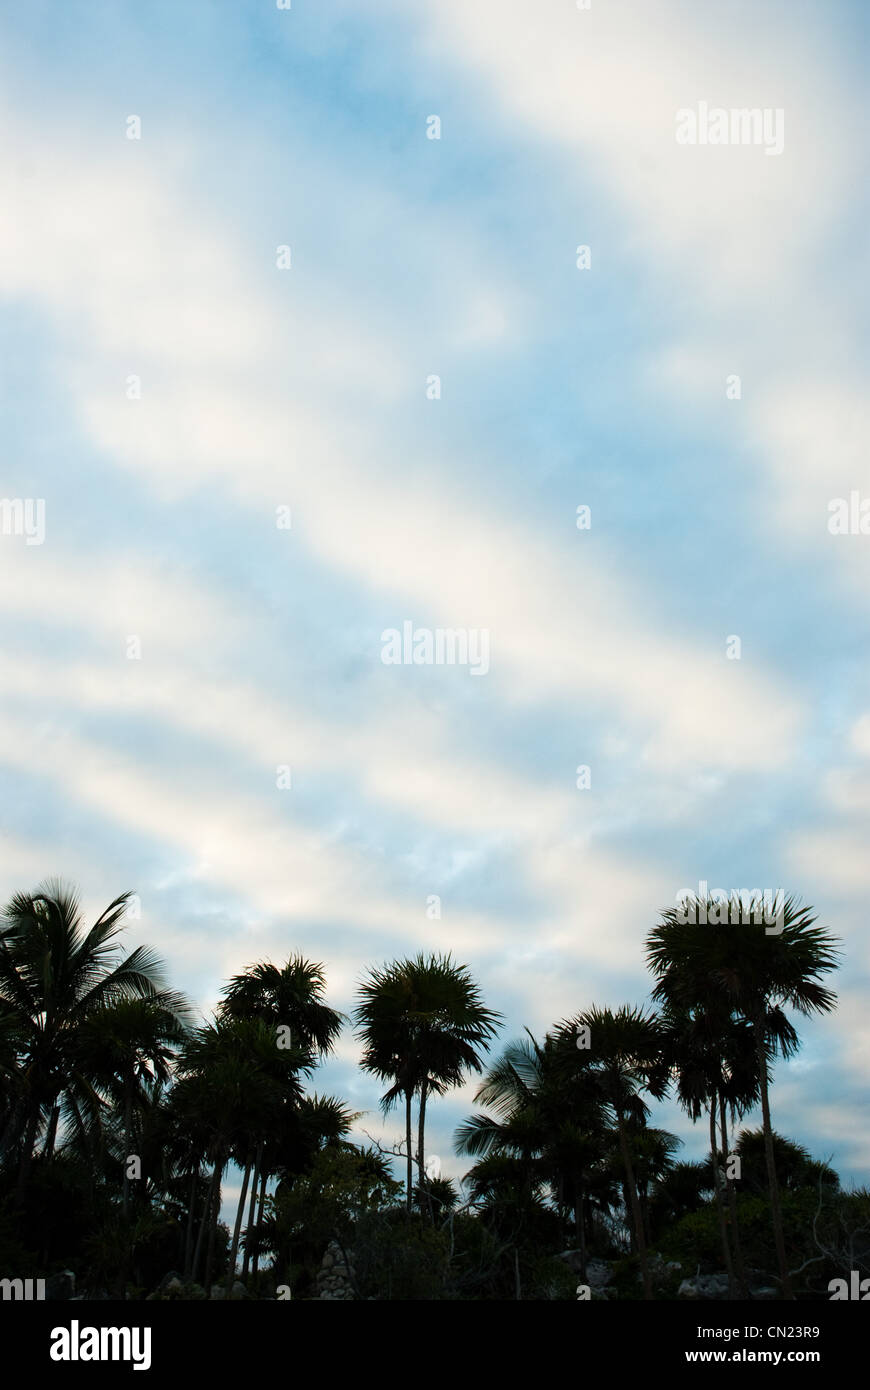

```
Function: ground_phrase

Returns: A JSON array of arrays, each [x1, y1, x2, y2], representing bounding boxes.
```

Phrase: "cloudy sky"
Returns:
[[2, 0, 869, 1202]]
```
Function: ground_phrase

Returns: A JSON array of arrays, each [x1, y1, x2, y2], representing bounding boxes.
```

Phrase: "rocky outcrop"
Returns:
[[677, 1273, 782, 1299], [210, 1280, 247, 1300], [556, 1252, 615, 1289], [316, 1241, 356, 1300], [677, 1273, 730, 1299], [146, 1274, 207, 1300], [557, 1250, 682, 1296]]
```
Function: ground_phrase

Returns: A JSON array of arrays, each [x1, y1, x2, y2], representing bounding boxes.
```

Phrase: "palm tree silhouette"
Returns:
[[174, 1016, 302, 1292], [646, 893, 841, 1298], [0, 880, 180, 1194], [355, 953, 501, 1212], [457, 1029, 613, 1280], [566, 1005, 666, 1299], [74, 993, 192, 1216], [216, 956, 344, 1276], [655, 1004, 756, 1295]]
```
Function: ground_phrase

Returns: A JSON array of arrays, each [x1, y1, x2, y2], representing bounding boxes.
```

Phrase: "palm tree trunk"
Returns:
[[184, 1167, 198, 1279], [405, 1089, 413, 1213], [557, 1173, 567, 1244], [575, 1185, 588, 1282], [193, 1155, 221, 1286], [117, 1075, 136, 1297], [616, 1110, 652, 1300], [639, 1176, 651, 1249], [252, 1164, 268, 1277], [225, 1159, 251, 1297], [242, 1143, 262, 1281], [719, 1093, 749, 1297], [0, 1093, 26, 1162], [417, 1081, 432, 1219], [122, 1076, 133, 1218], [709, 1093, 735, 1297], [204, 1158, 224, 1295], [754, 1014, 794, 1298], [16, 1106, 41, 1195]]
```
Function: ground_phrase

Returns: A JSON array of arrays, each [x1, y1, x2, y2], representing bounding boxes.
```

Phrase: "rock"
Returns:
[[555, 1252, 613, 1287], [678, 1273, 729, 1300], [317, 1241, 356, 1300], [209, 1279, 247, 1300], [148, 1272, 190, 1301], [586, 1260, 613, 1289]]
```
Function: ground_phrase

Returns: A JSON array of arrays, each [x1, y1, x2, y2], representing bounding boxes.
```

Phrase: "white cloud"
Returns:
[[0, 98, 802, 775]]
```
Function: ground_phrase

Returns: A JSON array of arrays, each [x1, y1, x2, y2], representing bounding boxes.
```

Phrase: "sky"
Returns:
[[1, 0, 869, 1214]]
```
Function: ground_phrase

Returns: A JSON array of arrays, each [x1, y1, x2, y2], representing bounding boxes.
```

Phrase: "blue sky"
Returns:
[[1, 0, 869, 1210]]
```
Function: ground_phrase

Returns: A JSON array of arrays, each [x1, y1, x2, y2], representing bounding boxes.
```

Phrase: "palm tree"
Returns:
[[0, 881, 177, 1195], [627, 1123, 682, 1252], [262, 1095, 362, 1287], [216, 956, 343, 1276], [73, 993, 192, 1216], [462, 1149, 548, 1209], [647, 1159, 712, 1237], [456, 1034, 552, 1208], [174, 1016, 304, 1292], [646, 892, 841, 1298], [355, 954, 501, 1212], [732, 1128, 839, 1197], [655, 1004, 754, 1295], [0, 1004, 27, 1172], [457, 1031, 614, 1279], [217, 957, 344, 1064], [562, 1005, 665, 1299]]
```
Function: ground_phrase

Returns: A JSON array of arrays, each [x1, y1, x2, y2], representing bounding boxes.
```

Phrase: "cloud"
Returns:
[[0, 105, 803, 773]]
